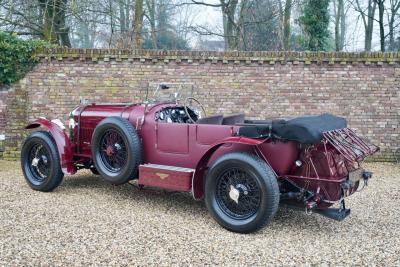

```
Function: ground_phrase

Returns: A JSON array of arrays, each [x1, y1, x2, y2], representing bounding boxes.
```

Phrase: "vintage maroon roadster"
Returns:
[[21, 83, 379, 233]]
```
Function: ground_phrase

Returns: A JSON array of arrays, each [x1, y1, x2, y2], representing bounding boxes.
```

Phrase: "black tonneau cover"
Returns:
[[237, 114, 347, 144]]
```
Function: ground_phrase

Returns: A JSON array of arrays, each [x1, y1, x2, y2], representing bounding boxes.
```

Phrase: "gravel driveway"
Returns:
[[1, 160, 399, 266]]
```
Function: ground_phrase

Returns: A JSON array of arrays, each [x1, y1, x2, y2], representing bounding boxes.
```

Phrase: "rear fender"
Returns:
[[192, 136, 268, 200], [26, 118, 76, 175]]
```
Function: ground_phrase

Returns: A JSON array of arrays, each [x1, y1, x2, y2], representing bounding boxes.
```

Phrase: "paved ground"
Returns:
[[0, 160, 399, 266]]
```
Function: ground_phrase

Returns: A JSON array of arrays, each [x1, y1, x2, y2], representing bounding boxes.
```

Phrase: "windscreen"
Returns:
[[147, 83, 194, 104]]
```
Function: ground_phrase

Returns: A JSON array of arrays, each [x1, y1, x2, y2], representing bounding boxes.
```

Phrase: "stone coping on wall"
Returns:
[[36, 48, 400, 65]]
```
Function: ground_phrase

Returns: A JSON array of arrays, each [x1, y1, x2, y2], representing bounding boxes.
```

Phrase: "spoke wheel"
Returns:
[[215, 168, 261, 220], [99, 129, 128, 173], [21, 131, 64, 192], [205, 153, 280, 233], [91, 116, 142, 185], [28, 143, 51, 183]]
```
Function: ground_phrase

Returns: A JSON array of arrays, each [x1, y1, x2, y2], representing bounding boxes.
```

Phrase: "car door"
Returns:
[[155, 122, 189, 154]]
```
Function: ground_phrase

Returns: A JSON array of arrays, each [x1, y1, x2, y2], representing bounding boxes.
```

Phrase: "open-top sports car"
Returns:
[[21, 83, 379, 233]]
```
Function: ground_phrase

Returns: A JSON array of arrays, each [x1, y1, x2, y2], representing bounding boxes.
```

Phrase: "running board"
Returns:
[[138, 164, 194, 192]]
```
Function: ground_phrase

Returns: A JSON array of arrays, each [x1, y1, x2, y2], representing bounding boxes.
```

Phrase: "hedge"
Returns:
[[0, 32, 55, 85]]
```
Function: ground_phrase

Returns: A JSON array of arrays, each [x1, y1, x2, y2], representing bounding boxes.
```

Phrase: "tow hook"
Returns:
[[362, 171, 372, 186]]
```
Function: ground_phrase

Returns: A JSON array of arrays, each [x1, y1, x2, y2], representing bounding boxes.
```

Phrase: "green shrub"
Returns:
[[0, 32, 55, 85]]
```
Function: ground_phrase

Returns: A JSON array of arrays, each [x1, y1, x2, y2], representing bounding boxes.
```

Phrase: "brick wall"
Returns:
[[0, 87, 8, 131], [3, 49, 400, 161]]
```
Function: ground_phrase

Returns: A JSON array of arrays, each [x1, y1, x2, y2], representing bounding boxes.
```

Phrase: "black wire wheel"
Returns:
[[215, 168, 262, 220], [205, 153, 280, 233], [21, 131, 64, 192], [99, 129, 128, 173], [91, 117, 142, 185]]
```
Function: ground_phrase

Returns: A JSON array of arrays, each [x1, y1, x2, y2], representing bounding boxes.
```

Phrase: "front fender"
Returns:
[[26, 118, 76, 175], [192, 136, 268, 200]]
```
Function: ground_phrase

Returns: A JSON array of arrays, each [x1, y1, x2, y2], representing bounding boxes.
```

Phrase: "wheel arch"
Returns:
[[192, 136, 268, 200], [25, 118, 76, 175]]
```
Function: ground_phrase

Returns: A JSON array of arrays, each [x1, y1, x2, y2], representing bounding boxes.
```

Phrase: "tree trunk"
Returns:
[[237, 1, 246, 50], [366, 0, 377, 51], [146, 0, 157, 49], [221, 6, 228, 50], [388, 0, 400, 51], [340, 0, 346, 50], [38, 0, 71, 47], [225, 0, 239, 50], [57, 0, 71, 47], [126, 0, 131, 31], [334, 0, 343, 51], [389, 16, 395, 50], [376, 0, 385, 51], [283, 0, 292, 50], [278, 0, 284, 50], [108, 0, 114, 47], [38, 0, 58, 44], [133, 0, 144, 48], [119, 0, 126, 32], [356, 0, 376, 51]]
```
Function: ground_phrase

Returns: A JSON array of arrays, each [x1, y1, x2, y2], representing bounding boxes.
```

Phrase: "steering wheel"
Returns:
[[184, 97, 207, 123]]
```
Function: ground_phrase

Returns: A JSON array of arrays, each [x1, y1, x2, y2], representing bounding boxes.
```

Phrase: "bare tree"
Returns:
[[374, 0, 385, 51], [0, 0, 71, 46], [333, 0, 345, 51], [187, 0, 244, 50], [188, 0, 281, 50], [134, 0, 144, 48], [145, 0, 158, 48], [353, 0, 377, 51], [387, 0, 400, 50], [282, 0, 292, 50]]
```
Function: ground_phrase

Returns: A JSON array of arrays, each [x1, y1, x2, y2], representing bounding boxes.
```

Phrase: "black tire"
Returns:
[[21, 131, 64, 192], [91, 116, 142, 185], [205, 152, 280, 233]]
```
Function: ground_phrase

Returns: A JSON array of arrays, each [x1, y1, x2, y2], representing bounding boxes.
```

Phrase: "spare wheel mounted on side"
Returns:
[[91, 116, 142, 185], [204, 152, 280, 233]]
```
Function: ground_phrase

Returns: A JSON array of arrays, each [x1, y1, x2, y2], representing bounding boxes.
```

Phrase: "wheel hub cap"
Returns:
[[229, 185, 240, 204], [106, 143, 122, 157], [106, 146, 113, 156], [216, 168, 262, 219], [30, 152, 49, 179], [31, 157, 40, 167]]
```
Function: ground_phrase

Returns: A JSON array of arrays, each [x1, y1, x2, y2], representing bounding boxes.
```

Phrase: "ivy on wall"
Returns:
[[0, 32, 55, 85]]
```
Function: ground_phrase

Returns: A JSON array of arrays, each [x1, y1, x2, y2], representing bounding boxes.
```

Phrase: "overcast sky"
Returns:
[[185, 0, 384, 52]]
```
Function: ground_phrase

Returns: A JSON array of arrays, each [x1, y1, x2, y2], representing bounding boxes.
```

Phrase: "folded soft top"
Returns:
[[237, 113, 347, 144]]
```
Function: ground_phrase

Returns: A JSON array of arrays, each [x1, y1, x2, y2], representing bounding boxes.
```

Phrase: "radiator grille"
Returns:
[[80, 127, 94, 144]]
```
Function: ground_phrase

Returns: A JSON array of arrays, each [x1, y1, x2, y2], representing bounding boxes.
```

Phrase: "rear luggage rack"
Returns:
[[322, 128, 379, 162]]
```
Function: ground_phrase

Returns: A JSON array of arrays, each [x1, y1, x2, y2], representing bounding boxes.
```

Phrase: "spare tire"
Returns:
[[91, 116, 142, 185]]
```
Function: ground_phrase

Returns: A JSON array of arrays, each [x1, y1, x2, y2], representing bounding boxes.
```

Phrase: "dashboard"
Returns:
[[155, 106, 199, 123]]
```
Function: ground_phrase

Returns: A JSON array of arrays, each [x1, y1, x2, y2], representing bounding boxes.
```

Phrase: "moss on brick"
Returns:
[[35, 48, 400, 65]]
